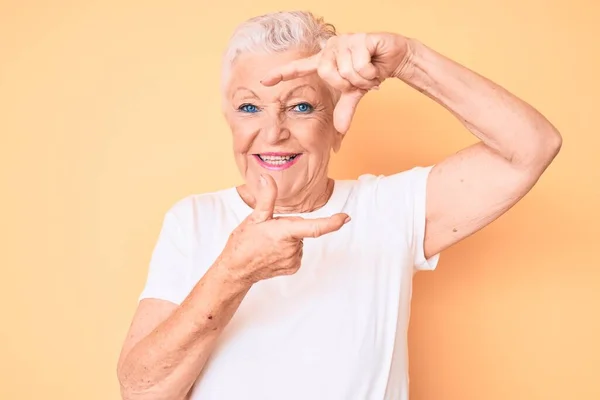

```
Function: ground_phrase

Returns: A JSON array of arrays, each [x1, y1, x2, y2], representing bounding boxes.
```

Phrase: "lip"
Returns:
[[258, 152, 298, 156], [253, 153, 302, 171]]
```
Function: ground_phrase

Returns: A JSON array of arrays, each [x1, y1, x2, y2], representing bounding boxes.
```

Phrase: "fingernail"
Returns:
[[370, 86, 380, 91], [344, 216, 351, 224], [259, 174, 266, 186]]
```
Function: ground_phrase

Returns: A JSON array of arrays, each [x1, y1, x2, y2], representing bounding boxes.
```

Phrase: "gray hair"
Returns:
[[220, 11, 337, 93]]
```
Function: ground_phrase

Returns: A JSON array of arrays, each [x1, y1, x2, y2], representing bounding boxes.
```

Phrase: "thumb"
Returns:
[[250, 174, 278, 222], [333, 90, 365, 134]]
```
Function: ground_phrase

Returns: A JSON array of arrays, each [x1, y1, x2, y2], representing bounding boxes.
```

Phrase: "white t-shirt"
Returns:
[[139, 166, 440, 400]]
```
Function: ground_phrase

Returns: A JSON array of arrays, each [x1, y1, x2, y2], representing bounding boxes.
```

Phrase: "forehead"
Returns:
[[226, 50, 330, 101]]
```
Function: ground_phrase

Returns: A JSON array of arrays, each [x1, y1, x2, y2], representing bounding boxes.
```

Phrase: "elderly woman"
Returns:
[[117, 10, 561, 400]]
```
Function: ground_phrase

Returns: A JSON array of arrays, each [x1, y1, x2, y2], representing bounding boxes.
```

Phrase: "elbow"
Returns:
[[118, 382, 137, 400], [548, 128, 563, 158], [119, 387, 141, 400], [516, 127, 562, 173], [117, 367, 188, 400], [117, 363, 153, 400], [118, 383, 160, 400], [537, 127, 563, 168], [117, 371, 138, 400]]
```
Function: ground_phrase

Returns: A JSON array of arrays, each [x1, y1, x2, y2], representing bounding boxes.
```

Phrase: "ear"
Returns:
[[331, 130, 346, 153], [220, 98, 229, 117]]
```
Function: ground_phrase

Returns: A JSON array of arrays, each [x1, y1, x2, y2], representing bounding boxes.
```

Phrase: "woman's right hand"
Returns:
[[218, 174, 350, 285]]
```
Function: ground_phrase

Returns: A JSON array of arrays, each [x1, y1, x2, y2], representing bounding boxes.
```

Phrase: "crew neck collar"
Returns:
[[226, 179, 351, 220]]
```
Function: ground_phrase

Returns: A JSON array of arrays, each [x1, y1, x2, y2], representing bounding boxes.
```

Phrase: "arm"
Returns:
[[117, 174, 348, 400], [259, 32, 562, 260], [117, 260, 251, 400], [396, 39, 563, 259]]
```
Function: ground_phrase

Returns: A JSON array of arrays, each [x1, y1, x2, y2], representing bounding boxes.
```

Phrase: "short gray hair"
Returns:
[[220, 11, 337, 93]]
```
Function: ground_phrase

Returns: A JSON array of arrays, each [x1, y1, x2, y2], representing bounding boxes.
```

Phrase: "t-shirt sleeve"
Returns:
[[138, 206, 191, 305], [409, 165, 440, 271], [371, 165, 441, 272]]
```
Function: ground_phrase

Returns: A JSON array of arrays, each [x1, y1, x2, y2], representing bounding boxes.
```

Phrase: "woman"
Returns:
[[117, 10, 561, 400]]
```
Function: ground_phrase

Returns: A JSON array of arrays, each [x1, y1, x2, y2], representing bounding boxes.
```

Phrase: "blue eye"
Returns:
[[239, 104, 259, 113], [292, 103, 313, 113]]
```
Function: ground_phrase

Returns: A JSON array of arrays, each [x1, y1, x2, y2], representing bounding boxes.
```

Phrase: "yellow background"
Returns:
[[1, 0, 599, 399]]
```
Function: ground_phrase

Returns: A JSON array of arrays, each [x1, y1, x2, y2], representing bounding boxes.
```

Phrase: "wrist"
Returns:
[[211, 254, 254, 293], [392, 36, 421, 81]]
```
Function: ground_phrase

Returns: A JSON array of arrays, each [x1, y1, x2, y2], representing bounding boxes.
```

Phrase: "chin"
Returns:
[[269, 175, 305, 199]]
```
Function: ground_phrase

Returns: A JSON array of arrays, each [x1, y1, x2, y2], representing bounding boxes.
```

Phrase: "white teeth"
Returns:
[[259, 154, 297, 164], [261, 155, 293, 160]]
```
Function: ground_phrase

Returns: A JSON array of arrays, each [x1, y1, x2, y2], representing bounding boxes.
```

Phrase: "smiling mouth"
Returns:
[[253, 153, 302, 170], [257, 154, 299, 163]]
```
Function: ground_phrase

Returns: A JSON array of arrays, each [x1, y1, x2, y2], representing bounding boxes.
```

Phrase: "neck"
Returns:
[[239, 177, 335, 215], [275, 178, 335, 214]]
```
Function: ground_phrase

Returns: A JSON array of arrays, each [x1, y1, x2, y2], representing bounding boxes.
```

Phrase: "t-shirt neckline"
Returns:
[[226, 179, 351, 220]]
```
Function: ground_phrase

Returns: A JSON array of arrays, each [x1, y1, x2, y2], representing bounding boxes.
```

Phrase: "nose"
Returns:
[[262, 113, 291, 144]]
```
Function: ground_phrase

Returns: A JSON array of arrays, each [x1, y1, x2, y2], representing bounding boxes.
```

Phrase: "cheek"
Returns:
[[230, 118, 260, 153], [288, 115, 334, 153]]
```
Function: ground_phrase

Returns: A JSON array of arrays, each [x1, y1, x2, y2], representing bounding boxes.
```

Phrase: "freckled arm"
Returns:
[[117, 260, 251, 400], [394, 38, 562, 258]]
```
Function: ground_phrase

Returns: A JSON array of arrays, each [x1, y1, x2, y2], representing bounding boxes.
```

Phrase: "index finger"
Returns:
[[260, 53, 320, 86], [286, 213, 350, 239]]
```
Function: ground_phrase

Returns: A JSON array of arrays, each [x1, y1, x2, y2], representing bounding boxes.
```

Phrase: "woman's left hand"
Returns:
[[261, 32, 411, 133]]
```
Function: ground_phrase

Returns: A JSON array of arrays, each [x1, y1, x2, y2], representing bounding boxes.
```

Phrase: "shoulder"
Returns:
[[330, 165, 434, 231], [355, 165, 434, 185], [349, 165, 434, 204], [351, 165, 439, 271]]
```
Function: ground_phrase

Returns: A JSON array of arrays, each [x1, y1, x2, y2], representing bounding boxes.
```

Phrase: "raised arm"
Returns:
[[398, 39, 562, 259], [261, 32, 562, 260]]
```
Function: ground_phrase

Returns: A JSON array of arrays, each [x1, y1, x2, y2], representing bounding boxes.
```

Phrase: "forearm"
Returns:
[[118, 260, 251, 400], [396, 38, 562, 169]]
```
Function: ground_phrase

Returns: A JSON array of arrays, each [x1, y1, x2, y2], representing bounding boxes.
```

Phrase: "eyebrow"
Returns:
[[283, 84, 317, 101], [231, 84, 317, 101], [231, 87, 259, 100]]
